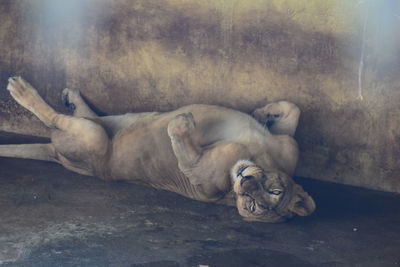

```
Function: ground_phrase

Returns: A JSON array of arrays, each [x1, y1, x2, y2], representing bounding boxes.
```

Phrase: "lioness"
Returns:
[[2, 76, 315, 222]]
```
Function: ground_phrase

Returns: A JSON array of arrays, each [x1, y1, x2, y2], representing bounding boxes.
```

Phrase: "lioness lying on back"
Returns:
[[2, 76, 315, 222]]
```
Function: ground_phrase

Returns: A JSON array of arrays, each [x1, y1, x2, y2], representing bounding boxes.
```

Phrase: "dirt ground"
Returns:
[[0, 133, 399, 267]]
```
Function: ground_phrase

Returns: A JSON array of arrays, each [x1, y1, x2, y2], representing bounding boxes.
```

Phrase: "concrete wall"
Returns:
[[0, 0, 399, 192]]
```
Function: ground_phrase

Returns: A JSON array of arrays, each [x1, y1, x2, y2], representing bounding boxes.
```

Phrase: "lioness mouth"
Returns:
[[243, 194, 256, 213], [248, 200, 256, 212]]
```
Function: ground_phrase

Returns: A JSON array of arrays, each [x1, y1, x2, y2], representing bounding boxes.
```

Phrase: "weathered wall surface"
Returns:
[[0, 0, 399, 192]]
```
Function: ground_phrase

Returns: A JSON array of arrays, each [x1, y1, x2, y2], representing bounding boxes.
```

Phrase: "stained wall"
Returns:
[[0, 0, 399, 192]]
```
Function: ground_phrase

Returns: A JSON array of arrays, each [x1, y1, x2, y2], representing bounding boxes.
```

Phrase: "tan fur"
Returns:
[[3, 77, 315, 222]]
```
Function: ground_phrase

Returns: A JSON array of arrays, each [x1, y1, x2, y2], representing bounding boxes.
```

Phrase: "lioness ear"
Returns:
[[288, 184, 316, 216]]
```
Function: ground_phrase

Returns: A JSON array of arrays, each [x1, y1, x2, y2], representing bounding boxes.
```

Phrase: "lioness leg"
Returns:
[[252, 101, 300, 136], [0, 143, 57, 162], [62, 88, 97, 118], [7, 77, 58, 128], [6, 77, 98, 132], [167, 113, 220, 197], [167, 113, 242, 198], [6, 77, 109, 174], [167, 113, 200, 171]]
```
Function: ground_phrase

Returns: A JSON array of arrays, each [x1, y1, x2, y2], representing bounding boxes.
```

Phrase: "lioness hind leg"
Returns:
[[6, 77, 99, 133], [7, 76, 58, 127], [0, 143, 57, 162], [62, 88, 97, 118], [252, 101, 300, 136], [6, 77, 110, 173]]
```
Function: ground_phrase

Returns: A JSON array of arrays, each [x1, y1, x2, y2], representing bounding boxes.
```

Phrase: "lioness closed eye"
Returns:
[[2, 76, 315, 223]]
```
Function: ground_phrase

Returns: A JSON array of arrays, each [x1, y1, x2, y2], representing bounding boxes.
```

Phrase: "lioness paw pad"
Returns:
[[62, 88, 81, 110], [6, 76, 40, 110]]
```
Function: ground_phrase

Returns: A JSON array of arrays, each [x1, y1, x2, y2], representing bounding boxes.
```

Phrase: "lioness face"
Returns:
[[231, 160, 316, 223]]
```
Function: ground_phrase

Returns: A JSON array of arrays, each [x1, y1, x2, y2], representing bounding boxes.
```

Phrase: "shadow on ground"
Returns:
[[0, 133, 399, 267]]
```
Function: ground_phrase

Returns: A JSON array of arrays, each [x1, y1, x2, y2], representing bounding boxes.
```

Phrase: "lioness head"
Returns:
[[231, 160, 316, 222]]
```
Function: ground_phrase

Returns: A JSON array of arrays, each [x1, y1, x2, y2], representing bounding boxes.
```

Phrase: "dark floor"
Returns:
[[0, 133, 400, 267]]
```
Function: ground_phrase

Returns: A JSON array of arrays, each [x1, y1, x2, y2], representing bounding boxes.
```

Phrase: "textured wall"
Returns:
[[0, 0, 399, 192]]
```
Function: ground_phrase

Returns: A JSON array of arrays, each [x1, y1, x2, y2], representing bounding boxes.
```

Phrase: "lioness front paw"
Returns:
[[167, 113, 196, 138], [252, 103, 283, 124]]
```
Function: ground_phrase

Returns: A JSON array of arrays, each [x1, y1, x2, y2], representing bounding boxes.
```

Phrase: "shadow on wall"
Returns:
[[0, 0, 399, 193], [0, 0, 345, 113]]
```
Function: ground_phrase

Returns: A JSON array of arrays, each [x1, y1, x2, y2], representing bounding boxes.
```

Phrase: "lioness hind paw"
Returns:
[[167, 113, 196, 138], [7, 76, 40, 110], [62, 88, 80, 110]]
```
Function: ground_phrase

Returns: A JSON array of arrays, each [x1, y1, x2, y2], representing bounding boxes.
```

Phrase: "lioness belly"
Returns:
[[107, 119, 177, 182], [107, 124, 207, 199]]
